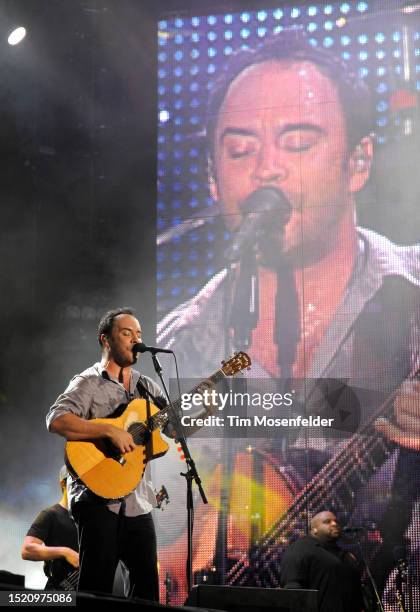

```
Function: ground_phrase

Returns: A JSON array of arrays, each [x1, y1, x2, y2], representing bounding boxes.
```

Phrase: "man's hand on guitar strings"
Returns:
[[106, 425, 136, 454], [375, 380, 420, 451]]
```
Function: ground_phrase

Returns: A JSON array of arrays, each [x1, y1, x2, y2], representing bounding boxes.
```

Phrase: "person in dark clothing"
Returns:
[[22, 466, 79, 589], [280, 511, 364, 612]]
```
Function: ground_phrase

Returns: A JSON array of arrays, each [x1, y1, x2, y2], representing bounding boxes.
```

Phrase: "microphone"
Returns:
[[132, 342, 173, 355], [224, 186, 292, 263]]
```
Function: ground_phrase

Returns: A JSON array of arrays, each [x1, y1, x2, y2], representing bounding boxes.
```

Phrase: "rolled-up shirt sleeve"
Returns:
[[46, 375, 93, 431]]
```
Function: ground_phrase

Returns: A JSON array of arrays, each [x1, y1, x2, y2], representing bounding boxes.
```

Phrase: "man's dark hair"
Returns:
[[97, 307, 135, 346], [206, 31, 374, 168]]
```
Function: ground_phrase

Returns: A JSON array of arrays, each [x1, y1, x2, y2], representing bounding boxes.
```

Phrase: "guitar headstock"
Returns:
[[221, 352, 251, 377]]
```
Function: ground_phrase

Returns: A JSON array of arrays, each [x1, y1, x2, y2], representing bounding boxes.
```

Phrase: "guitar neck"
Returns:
[[150, 368, 228, 431]]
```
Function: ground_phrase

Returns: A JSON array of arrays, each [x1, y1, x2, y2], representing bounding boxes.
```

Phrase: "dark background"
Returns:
[[0, 0, 158, 484]]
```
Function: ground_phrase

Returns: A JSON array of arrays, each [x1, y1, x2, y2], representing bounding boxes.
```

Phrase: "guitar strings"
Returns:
[[226, 390, 399, 585], [233, 430, 394, 584], [228, 430, 392, 586], [230, 425, 392, 582]]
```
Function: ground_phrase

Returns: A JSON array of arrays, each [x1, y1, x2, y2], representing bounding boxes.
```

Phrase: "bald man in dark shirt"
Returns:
[[280, 511, 364, 612]]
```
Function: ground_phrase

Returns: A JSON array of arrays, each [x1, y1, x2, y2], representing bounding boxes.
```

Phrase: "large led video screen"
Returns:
[[154, 2, 420, 610]]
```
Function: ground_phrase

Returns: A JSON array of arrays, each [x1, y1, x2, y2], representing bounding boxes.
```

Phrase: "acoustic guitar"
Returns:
[[65, 352, 251, 499]]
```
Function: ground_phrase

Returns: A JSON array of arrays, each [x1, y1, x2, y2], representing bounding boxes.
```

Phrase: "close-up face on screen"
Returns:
[[154, 1, 420, 608], [3, 1, 420, 609]]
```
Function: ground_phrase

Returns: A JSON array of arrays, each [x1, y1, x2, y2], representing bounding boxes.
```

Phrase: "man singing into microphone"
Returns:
[[157, 32, 420, 603], [46, 308, 168, 599]]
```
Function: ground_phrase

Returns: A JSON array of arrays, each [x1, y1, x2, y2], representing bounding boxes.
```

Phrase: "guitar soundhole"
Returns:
[[128, 423, 149, 445]]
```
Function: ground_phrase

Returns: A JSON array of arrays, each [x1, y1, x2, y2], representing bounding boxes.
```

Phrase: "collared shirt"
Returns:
[[46, 363, 167, 517], [158, 228, 420, 384]]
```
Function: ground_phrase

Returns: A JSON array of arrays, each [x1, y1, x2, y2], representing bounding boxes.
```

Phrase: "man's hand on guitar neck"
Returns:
[[49, 413, 136, 454], [63, 548, 80, 569], [375, 380, 420, 451], [22, 537, 79, 568]]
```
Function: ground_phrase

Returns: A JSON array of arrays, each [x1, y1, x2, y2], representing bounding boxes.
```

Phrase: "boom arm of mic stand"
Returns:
[[150, 353, 208, 594]]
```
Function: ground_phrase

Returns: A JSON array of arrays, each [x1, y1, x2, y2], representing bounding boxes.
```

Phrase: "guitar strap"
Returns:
[[136, 377, 167, 410], [115, 379, 164, 517]]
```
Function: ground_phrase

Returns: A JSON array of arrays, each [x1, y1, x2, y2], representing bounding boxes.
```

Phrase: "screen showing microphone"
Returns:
[[224, 186, 292, 263]]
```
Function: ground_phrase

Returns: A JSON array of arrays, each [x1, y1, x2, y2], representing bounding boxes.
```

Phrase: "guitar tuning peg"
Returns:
[[221, 360, 226, 365]]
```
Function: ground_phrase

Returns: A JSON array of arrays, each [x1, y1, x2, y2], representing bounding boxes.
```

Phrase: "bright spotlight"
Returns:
[[159, 109, 170, 123], [8, 26, 26, 46]]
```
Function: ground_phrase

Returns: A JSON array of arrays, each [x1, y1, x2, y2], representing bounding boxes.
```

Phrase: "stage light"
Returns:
[[159, 109, 170, 123], [7, 26, 26, 45], [336, 17, 346, 27]]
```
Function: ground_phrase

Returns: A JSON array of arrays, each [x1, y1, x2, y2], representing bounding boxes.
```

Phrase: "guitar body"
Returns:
[[64, 353, 251, 501], [65, 398, 169, 499]]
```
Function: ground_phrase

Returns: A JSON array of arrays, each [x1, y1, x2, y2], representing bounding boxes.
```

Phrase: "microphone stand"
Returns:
[[350, 533, 385, 612], [149, 352, 208, 594]]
